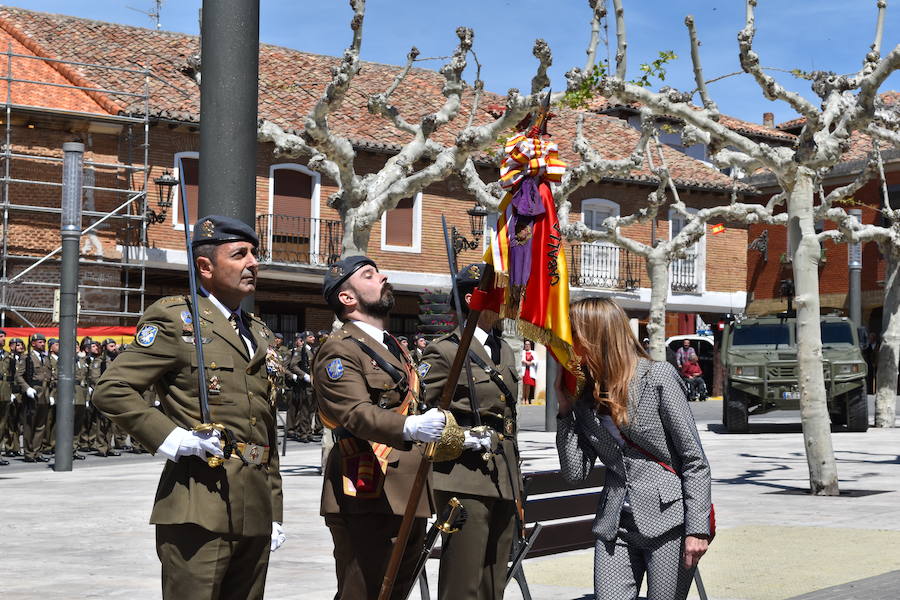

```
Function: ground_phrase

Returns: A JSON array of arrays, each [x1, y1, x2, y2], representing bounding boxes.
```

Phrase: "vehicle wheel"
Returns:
[[726, 388, 749, 433], [846, 386, 869, 432]]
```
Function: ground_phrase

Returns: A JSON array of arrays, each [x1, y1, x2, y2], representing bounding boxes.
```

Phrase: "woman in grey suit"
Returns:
[[556, 298, 711, 600]]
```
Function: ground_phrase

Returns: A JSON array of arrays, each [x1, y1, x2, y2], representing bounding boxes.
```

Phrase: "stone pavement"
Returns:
[[2, 403, 900, 599]]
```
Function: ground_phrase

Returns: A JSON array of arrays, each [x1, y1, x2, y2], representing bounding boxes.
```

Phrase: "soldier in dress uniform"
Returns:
[[93, 215, 285, 600], [74, 338, 92, 452], [411, 335, 428, 365], [15, 333, 52, 462], [5, 338, 25, 458], [287, 330, 315, 442], [420, 262, 523, 600], [89, 340, 119, 457], [313, 255, 452, 600], [41, 338, 59, 455], [0, 330, 11, 465]]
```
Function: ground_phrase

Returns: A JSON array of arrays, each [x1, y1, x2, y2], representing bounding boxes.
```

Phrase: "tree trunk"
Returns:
[[875, 245, 900, 427], [339, 207, 372, 258], [789, 168, 839, 495], [646, 253, 669, 362]]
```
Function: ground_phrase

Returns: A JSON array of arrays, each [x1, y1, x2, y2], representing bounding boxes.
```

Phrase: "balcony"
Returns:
[[670, 254, 700, 293], [256, 214, 342, 266], [568, 243, 644, 291]]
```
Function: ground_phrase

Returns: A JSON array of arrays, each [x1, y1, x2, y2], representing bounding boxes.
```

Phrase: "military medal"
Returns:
[[207, 375, 221, 395]]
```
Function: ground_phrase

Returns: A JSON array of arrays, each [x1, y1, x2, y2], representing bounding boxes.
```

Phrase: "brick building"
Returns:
[[0, 6, 754, 340]]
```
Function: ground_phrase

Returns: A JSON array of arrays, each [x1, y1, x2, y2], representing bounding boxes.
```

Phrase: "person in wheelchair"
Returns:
[[680, 354, 707, 401]]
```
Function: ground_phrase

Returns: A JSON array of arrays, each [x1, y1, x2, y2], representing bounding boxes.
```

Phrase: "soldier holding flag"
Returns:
[[93, 215, 284, 600]]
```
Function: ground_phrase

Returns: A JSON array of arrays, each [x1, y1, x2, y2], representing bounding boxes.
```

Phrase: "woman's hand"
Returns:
[[683, 535, 708, 569]]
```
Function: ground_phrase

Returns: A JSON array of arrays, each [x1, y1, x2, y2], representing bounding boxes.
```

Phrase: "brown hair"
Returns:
[[569, 297, 649, 426]]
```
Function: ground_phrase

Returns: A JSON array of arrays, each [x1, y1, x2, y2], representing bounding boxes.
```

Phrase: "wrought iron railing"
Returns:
[[256, 214, 343, 266], [568, 243, 643, 291], [670, 254, 700, 293]]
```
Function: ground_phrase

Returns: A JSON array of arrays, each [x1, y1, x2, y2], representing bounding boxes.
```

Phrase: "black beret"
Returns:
[[48, 338, 59, 345], [300, 330, 314, 338], [323, 255, 377, 303], [191, 214, 259, 248], [397, 336, 408, 343], [103, 338, 116, 345], [456, 263, 486, 289], [10, 338, 23, 345], [31, 333, 46, 341], [274, 332, 284, 340]]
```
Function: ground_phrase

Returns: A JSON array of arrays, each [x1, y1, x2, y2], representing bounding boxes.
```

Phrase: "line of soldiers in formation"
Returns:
[[0, 331, 138, 464], [265, 329, 430, 450]]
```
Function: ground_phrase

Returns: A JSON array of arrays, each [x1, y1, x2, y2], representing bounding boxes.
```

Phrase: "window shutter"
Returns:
[[178, 157, 199, 224], [385, 196, 415, 247]]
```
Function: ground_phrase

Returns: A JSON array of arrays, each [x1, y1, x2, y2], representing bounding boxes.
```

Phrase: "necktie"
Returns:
[[229, 312, 258, 354], [383, 333, 404, 363], [486, 332, 501, 364]]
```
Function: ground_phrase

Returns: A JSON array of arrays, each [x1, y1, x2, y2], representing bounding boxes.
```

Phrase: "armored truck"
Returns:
[[721, 315, 868, 433]]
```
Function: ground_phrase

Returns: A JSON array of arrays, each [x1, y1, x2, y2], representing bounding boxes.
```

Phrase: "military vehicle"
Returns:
[[721, 315, 868, 433]]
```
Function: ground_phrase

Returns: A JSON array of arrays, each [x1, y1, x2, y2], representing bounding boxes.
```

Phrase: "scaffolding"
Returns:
[[0, 45, 151, 327]]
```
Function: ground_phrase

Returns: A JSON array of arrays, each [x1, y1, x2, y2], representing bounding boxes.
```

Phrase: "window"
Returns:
[[580, 199, 620, 285], [267, 164, 321, 264], [381, 192, 422, 252], [172, 152, 199, 226], [669, 208, 705, 293]]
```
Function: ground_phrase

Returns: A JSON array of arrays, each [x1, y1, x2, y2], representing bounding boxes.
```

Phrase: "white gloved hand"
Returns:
[[153, 400, 161, 407], [49, 396, 55, 406], [303, 374, 311, 383], [270, 522, 286, 552], [291, 373, 298, 382], [463, 429, 493, 451], [88, 387, 94, 396], [10, 394, 15, 402], [402, 408, 446, 443], [173, 428, 224, 461], [26, 387, 37, 399]]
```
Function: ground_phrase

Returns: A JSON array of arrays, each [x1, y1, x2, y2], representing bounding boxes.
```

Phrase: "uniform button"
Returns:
[[248, 392, 254, 400], [250, 417, 257, 426], [210, 362, 217, 369], [246, 367, 252, 374]]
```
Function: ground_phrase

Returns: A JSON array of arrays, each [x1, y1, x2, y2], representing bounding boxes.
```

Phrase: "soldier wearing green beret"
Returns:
[[93, 215, 285, 599], [4, 338, 25, 458], [420, 262, 523, 600]]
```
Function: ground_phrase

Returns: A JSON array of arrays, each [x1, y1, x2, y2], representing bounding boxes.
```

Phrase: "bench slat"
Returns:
[[525, 519, 595, 558], [524, 468, 605, 495], [524, 491, 601, 523]]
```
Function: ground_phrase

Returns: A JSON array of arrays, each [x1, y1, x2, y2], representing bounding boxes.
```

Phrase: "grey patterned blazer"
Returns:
[[556, 358, 711, 542]]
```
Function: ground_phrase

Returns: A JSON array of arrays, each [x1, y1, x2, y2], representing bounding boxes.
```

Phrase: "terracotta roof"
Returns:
[[586, 96, 796, 142], [0, 5, 749, 193], [777, 91, 899, 132]]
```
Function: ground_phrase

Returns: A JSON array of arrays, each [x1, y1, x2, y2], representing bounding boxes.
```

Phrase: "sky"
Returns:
[[2, 0, 898, 127]]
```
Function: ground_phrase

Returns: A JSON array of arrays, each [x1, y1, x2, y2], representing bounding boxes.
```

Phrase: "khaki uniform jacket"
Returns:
[[313, 321, 432, 518], [421, 331, 522, 500], [93, 295, 283, 537], [0, 350, 12, 403], [15, 349, 51, 403], [74, 354, 89, 406], [287, 344, 313, 384]]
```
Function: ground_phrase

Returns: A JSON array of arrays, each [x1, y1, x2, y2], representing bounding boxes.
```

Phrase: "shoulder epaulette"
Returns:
[[159, 295, 187, 306]]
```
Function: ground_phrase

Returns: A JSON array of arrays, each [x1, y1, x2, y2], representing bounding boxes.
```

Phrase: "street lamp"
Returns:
[[451, 203, 489, 257], [145, 169, 178, 224]]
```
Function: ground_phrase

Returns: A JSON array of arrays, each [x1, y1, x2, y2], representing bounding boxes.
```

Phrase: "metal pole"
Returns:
[[199, 0, 259, 312], [545, 355, 558, 432], [848, 208, 863, 329], [55, 141, 83, 472]]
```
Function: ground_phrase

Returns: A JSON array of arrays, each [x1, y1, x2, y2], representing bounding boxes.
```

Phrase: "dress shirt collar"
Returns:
[[352, 320, 388, 350], [203, 288, 242, 322]]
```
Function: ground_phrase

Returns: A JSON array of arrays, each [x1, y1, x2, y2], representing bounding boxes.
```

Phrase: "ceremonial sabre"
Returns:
[[377, 261, 494, 600], [399, 497, 468, 600]]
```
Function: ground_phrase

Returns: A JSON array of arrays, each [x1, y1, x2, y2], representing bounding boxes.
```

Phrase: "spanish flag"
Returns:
[[711, 223, 726, 235], [484, 131, 579, 380]]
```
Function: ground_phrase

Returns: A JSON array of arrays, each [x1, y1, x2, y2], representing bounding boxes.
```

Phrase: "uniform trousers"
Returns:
[[324, 513, 426, 600], [22, 401, 49, 460], [156, 523, 270, 600], [435, 491, 517, 600], [0, 400, 10, 452], [594, 510, 695, 600], [296, 385, 315, 438], [4, 400, 21, 453]]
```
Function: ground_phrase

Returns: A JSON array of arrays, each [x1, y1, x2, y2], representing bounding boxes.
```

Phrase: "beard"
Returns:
[[359, 282, 395, 318]]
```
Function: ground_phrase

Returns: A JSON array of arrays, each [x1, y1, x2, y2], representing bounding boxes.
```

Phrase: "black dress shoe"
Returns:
[[121, 445, 134, 452], [34, 456, 48, 463], [108, 450, 121, 457], [73, 453, 86, 461], [23, 457, 35, 463], [0, 458, 9, 466]]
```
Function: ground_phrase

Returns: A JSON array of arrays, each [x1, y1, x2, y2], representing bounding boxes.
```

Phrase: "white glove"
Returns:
[[153, 400, 161, 407], [161, 427, 224, 462], [10, 394, 14, 402], [463, 429, 493, 451], [402, 408, 446, 443], [88, 387, 94, 396], [270, 522, 286, 552], [303, 374, 311, 383], [291, 373, 298, 382], [49, 396, 55, 406], [26, 387, 36, 399], [86, 399, 91, 408]]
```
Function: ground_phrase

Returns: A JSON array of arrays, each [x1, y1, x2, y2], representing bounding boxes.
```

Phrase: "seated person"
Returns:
[[680, 354, 707, 401]]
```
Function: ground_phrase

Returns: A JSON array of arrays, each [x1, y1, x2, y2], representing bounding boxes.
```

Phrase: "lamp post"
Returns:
[[145, 169, 177, 224], [449, 203, 489, 268], [55, 142, 83, 472], [848, 208, 863, 329]]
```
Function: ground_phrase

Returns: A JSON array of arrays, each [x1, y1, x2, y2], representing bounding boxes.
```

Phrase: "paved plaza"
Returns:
[[3, 401, 900, 600]]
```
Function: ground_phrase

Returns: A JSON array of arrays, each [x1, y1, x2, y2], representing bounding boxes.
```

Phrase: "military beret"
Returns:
[[274, 332, 284, 340], [48, 338, 59, 345], [191, 214, 259, 248], [300, 330, 314, 338], [30, 333, 46, 342], [10, 338, 23, 345], [103, 338, 117, 345], [322, 255, 377, 303], [397, 336, 408, 343], [317, 330, 330, 337], [456, 263, 486, 289]]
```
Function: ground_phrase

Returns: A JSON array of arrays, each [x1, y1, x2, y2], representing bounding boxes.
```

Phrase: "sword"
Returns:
[[400, 497, 468, 600], [506, 522, 543, 584], [178, 186, 245, 468]]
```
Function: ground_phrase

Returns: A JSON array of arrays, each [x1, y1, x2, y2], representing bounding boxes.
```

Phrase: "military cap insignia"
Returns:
[[326, 358, 344, 380], [467, 264, 481, 279], [329, 264, 344, 277], [200, 219, 216, 238], [180, 310, 192, 325], [135, 324, 159, 347], [417, 362, 431, 378]]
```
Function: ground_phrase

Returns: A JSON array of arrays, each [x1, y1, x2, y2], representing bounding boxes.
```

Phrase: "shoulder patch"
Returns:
[[135, 324, 159, 347], [417, 361, 431, 378], [326, 358, 344, 380], [180, 310, 192, 325]]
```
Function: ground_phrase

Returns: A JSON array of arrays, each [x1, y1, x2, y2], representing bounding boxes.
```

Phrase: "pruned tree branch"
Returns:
[[684, 15, 718, 117]]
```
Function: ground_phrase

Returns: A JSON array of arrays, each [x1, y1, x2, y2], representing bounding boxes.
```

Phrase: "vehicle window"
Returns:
[[821, 322, 854, 345], [732, 324, 790, 346]]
